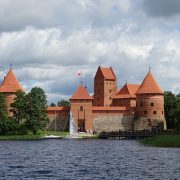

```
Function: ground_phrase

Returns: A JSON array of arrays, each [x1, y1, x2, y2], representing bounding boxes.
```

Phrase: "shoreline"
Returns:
[[141, 135, 180, 148], [0, 131, 99, 140]]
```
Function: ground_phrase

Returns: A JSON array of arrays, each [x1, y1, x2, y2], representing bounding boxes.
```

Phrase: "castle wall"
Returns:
[[46, 109, 69, 131], [112, 98, 130, 107], [93, 114, 133, 133], [134, 117, 167, 130], [4, 93, 16, 117]]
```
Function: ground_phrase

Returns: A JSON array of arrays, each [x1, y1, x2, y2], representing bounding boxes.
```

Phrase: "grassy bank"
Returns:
[[0, 131, 100, 140], [0, 130, 69, 140], [141, 135, 180, 147]]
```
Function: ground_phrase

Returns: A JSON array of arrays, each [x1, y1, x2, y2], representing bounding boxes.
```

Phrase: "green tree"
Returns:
[[164, 91, 176, 128], [11, 91, 26, 124], [0, 93, 14, 135], [25, 87, 49, 134], [174, 93, 180, 128], [0, 93, 8, 120], [57, 99, 70, 107], [164, 91, 180, 129], [50, 102, 56, 107]]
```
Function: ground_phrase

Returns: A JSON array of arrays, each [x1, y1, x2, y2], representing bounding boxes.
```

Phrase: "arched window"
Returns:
[[144, 111, 147, 114], [162, 111, 163, 114], [153, 111, 156, 114], [151, 102, 154, 106], [141, 103, 143, 107]]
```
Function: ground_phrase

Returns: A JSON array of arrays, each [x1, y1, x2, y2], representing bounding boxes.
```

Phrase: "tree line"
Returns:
[[50, 99, 70, 107], [164, 91, 180, 129], [0, 87, 49, 135]]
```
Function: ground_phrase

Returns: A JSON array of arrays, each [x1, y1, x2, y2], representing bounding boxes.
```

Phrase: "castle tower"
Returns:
[[69, 84, 93, 132], [0, 68, 24, 115], [94, 66, 117, 106], [135, 71, 166, 129]]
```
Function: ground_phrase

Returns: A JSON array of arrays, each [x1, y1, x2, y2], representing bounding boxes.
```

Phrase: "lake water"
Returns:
[[0, 139, 179, 180]]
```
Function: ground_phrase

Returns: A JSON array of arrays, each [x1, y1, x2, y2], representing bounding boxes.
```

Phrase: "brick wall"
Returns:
[[136, 94, 164, 119], [4, 93, 16, 117]]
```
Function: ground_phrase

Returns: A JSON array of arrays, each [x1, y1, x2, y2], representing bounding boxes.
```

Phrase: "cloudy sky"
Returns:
[[0, 0, 180, 103]]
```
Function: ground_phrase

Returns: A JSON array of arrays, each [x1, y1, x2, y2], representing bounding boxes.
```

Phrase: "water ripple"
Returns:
[[0, 139, 179, 179]]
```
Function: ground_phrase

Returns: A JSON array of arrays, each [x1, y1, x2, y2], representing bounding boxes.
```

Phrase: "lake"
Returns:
[[0, 139, 179, 179]]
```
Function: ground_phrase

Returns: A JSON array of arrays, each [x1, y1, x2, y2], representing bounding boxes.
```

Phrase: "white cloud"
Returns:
[[0, 0, 180, 103]]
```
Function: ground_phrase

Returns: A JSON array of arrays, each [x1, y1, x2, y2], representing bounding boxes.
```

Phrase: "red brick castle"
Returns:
[[1, 67, 166, 132]]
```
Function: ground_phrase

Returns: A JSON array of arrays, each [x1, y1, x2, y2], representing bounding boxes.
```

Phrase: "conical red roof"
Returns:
[[136, 71, 163, 94], [0, 69, 25, 93], [70, 84, 93, 100]]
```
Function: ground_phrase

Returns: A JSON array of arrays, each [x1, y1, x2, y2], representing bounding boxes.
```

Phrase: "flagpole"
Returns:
[[81, 73, 82, 84]]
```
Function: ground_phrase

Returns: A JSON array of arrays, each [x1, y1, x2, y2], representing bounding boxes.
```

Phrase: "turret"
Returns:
[[135, 71, 166, 129], [69, 84, 93, 132], [0, 68, 25, 116]]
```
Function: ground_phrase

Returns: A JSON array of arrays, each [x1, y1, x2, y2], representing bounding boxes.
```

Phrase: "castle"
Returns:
[[0, 66, 167, 132]]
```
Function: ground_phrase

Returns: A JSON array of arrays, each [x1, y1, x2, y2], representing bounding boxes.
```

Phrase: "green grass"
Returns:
[[141, 135, 180, 147], [0, 134, 44, 140], [0, 130, 69, 140]]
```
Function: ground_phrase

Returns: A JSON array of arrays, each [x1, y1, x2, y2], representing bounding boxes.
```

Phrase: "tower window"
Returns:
[[144, 111, 147, 114], [162, 111, 163, 115], [141, 103, 143, 107], [153, 111, 157, 114], [80, 106, 83, 111], [109, 89, 111, 93], [151, 103, 154, 106], [110, 97, 111, 100]]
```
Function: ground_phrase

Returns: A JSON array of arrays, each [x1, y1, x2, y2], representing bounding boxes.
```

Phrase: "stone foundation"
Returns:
[[134, 117, 167, 130], [93, 115, 133, 133]]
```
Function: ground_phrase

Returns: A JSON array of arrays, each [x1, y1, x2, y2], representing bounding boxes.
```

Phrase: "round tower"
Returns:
[[0, 68, 25, 116], [135, 71, 166, 130]]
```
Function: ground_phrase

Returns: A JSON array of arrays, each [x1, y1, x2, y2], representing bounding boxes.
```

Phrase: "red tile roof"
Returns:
[[47, 106, 70, 111], [70, 84, 93, 100], [100, 66, 116, 80], [136, 71, 163, 94], [113, 84, 140, 99], [92, 106, 129, 111], [0, 69, 25, 93]]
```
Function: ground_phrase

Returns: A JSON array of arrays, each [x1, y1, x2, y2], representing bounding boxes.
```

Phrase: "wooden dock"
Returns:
[[99, 129, 180, 139]]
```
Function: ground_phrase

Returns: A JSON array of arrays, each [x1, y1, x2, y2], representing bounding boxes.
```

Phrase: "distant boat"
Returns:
[[43, 135, 62, 139]]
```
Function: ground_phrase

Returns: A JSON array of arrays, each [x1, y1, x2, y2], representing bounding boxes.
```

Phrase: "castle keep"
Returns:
[[1, 67, 167, 132]]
